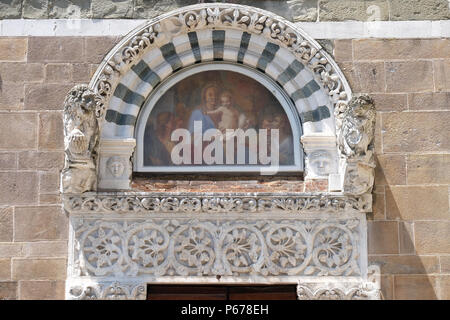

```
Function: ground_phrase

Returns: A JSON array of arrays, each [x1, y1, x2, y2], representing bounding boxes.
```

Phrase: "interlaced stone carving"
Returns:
[[71, 217, 362, 278], [61, 84, 99, 193]]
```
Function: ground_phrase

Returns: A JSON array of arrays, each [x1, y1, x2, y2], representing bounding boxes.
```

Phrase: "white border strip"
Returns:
[[0, 19, 449, 39]]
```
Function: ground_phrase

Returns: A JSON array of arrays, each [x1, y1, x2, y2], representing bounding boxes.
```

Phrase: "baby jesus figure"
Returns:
[[206, 91, 239, 133]]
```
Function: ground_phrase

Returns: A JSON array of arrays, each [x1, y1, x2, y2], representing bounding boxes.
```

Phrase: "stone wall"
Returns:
[[1, 0, 450, 21], [0, 35, 449, 299], [334, 38, 450, 299]]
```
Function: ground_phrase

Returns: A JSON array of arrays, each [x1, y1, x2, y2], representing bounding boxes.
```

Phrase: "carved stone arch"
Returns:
[[79, 3, 363, 191], [61, 3, 379, 300]]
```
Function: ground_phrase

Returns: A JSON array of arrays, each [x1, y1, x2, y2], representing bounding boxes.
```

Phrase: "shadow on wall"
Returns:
[[369, 154, 438, 300]]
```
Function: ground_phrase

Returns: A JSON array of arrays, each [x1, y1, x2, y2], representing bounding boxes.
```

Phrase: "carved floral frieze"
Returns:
[[70, 217, 363, 278]]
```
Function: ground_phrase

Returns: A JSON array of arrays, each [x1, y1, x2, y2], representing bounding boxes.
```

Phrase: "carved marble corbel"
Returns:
[[98, 138, 136, 190], [61, 85, 99, 193], [337, 95, 376, 207]]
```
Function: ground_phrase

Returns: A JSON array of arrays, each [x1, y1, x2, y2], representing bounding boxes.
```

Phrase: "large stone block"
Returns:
[[0, 38, 27, 62], [91, 0, 133, 18], [415, 221, 450, 254], [368, 221, 399, 254], [39, 112, 64, 150], [390, 0, 450, 20], [39, 194, 61, 205], [0, 83, 24, 110], [84, 36, 121, 64], [0, 259, 11, 280], [1, 104, 28, 141], [409, 92, 450, 111], [12, 258, 67, 280], [23, 241, 67, 258], [23, 0, 49, 19], [0, 208, 13, 242], [438, 276, 450, 300], [284, 0, 318, 22], [72, 63, 91, 82], [0, 282, 17, 300], [19, 280, 66, 300], [374, 113, 382, 154], [374, 154, 406, 186], [0, 172, 38, 205], [14, 206, 68, 241], [394, 275, 438, 300], [339, 62, 385, 93], [434, 59, 450, 91], [386, 186, 449, 220], [48, 0, 91, 19], [24, 83, 74, 110], [39, 171, 60, 194], [333, 39, 352, 62], [370, 191, 385, 220], [0, 244, 23, 259], [385, 61, 434, 93], [370, 93, 407, 112], [0, 63, 44, 82], [407, 154, 450, 185], [369, 255, 439, 275], [380, 275, 393, 300], [0, 152, 16, 170], [319, 0, 389, 21], [399, 221, 415, 255], [354, 39, 450, 60], [440, 256, 450, 273], [45, 63, 72, 83], [0, 0, 23, 19], [28, 37, 84, 63], [18, 151, 64, 171], [382, 112, 450, 152]]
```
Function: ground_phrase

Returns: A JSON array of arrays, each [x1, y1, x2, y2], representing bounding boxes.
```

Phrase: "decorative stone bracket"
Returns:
[[98, 138, 136, 190]]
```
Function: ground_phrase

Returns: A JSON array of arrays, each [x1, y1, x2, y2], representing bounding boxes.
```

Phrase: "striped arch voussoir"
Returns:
[[88, 3, 352, 140]]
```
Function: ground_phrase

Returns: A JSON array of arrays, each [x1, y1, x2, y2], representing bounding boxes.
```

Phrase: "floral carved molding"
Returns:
[[63, 193, 372, 214]]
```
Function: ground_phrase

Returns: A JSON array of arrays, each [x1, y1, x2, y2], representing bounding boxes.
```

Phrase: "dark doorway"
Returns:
[[147, 284, 297, 300]]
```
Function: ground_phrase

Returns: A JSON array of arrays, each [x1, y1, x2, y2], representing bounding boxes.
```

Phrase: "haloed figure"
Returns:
[[188, 83, 220, 133]]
